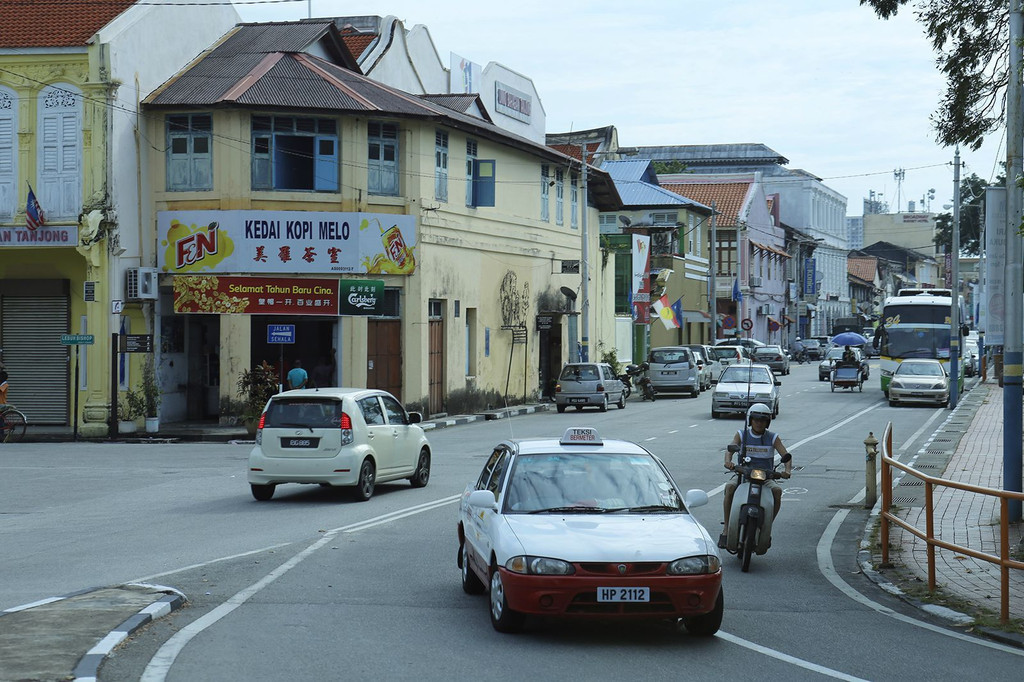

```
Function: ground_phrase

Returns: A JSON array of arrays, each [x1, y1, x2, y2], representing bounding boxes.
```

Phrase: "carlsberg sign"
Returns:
[[339, 279, 384, 315]]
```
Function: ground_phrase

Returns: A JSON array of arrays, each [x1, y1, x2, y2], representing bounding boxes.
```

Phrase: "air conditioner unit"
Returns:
[[748, 276, 762, 288], [126, 267, 159, 301]]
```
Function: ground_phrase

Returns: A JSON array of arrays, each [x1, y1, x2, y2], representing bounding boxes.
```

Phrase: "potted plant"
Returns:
[[237, 361, 278, 435], [141, 357, 161, 433], [117, 388, 145, 434]]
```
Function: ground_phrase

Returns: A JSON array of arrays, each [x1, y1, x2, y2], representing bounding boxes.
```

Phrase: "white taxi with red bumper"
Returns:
[[457, 427, 722, 634]]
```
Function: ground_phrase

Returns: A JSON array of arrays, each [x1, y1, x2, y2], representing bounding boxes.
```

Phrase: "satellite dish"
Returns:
[[560, 286, 578, 301], [618, 215, 631, 227]]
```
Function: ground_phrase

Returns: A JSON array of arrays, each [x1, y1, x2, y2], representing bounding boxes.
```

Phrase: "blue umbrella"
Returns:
[[832, 331, 868, 346]]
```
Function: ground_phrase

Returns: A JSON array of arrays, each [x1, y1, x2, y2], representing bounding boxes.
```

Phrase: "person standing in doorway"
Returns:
[[287, 359, 308, 390]]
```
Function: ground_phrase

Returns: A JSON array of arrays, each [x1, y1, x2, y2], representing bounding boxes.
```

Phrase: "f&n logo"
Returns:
[[176, 221, 219, 269]]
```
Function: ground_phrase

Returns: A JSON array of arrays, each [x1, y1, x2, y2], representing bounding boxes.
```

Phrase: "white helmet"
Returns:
[[795, 337, 801, 341], [747, 403, 773, 428]]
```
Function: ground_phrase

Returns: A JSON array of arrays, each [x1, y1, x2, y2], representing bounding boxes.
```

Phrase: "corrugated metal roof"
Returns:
[[217, 21, 335, 57], [636, 143, 789, 166], [420, 94, 477, 114]]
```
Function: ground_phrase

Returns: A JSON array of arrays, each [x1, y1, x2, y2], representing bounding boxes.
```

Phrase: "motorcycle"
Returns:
[[625, 362, 656, 401], [617, 371, 633, 399], [721, 443, 791, 572]]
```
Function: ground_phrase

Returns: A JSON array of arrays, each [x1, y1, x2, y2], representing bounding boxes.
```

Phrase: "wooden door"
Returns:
[[367, 319, 402, 399], [428, 318, 444, 415]]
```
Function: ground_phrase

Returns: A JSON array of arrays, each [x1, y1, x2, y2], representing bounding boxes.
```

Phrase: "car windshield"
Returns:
[[503, 452, 684, 513], [263, 398, 342, 428], [755, 348, 782, 358], [560, 365, 599, 381], [897, 362, 944, 377], [803, 339, 821, 348], [712, 348, 738, 360], [719, 367, 773, 384]]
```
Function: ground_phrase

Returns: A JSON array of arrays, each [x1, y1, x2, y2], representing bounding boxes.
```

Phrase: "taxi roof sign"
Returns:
[[560, 427, 603, 446]]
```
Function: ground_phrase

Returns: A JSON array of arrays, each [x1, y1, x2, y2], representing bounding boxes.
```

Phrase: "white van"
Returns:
[[647, 346, 700, 397]]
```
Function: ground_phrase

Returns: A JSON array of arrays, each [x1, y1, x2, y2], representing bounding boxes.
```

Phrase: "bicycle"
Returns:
[[0, 404, 27, 442]]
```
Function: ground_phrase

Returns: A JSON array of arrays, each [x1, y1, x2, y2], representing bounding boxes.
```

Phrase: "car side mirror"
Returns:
[[775, 379, 782, 386], [683, 489, 708, 509], [407, 411, 422, 424], [467, 489, 498, 511]]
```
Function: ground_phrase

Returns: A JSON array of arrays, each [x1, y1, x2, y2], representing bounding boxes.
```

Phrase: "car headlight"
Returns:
[[881, 368, 894, 377], [890, 381, 903, 389], [932, 383, 945, 390], [713, 391, 726, 398], [505, 556, 575, 575], [754, 393, 771, 400], [668, 555, 721, 575]]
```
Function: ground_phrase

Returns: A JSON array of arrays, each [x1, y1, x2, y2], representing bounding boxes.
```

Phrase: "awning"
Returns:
[[750, 240, 791, 259]]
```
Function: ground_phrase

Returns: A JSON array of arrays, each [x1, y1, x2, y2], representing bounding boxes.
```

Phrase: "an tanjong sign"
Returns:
[[173, 276, 340, 315], [157, 210, 417, 276], [338, 279, 384, 315], [0, 226, 78, 246]]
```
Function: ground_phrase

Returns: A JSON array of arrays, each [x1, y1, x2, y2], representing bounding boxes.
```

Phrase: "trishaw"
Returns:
[[830, 362, 863, 392]]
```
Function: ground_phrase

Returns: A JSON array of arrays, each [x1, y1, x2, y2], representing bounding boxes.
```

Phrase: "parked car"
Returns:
[[647, 346, 701, 397], [711, 363, 781, 418], [819, 346, 869, 381], [963, 339, 979, 377], [801, 338, 824, 360], [710, 345, 749, 372], [752, 345, 790, 375], [555, 362, 626, 412], [888, 358, 950, 407], [247, 388, 431, 501], [684, 344, 715, 390], [457, 426, 723, 634], [862, 328, 880, 358]]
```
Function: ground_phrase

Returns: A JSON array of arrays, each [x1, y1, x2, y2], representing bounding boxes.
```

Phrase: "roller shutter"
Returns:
[[2, 295, 69, 424]]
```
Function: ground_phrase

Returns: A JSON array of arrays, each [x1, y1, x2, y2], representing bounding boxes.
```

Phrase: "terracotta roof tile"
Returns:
[[0, 0, 137, 48], [548, 142, 601, 164], [341, 34, 376, 61], [848, 256, 877, 283], [660, 180, 751, 227]]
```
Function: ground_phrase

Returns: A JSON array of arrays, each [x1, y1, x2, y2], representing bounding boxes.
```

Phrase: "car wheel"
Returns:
[[617, 392, 626, 409], [461, 542, 486, 595], [250, 484, 275, 501], [773, 401, 779, 417], [599, 396, 608, 412], [556, 404, 566, 413], [683, 587, 724, 637], [351, 458, 376, 501], [889, 398, 897, 407], [409, 448, 430, 488], [489, 565, 524, 633], [711, 409, 720, 419]]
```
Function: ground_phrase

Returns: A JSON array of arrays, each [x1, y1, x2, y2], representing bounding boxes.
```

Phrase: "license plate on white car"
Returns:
[[281, 437, 320, 448], [597, 587, 650, 602]]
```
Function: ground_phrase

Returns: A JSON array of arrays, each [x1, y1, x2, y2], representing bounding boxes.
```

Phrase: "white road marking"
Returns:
[[140, 494, 462, 681], [716, 631, 870, 681]]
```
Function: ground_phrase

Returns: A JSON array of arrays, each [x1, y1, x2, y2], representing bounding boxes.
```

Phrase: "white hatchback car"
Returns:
[[247, 388, 431, 501]]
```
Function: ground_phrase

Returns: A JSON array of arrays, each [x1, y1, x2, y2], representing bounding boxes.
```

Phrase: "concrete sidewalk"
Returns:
[[863, 376, 1024, 643]]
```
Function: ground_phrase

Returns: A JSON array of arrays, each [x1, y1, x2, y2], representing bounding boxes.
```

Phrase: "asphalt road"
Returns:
[[3, 361, 1022, 680]]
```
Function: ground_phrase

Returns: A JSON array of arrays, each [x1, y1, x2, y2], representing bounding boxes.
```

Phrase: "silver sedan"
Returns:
[[887, 359, 949, 407], [710, 364, 781, 418]]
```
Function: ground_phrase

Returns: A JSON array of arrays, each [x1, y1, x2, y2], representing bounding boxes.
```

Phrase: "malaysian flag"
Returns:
[[25, 185, 45, 231]]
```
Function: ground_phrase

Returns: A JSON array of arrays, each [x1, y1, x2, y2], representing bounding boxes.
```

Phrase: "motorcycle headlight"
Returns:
[[668, 555, 721, 575], [505, 556, 575, 575], [749, 469, 768, 481]]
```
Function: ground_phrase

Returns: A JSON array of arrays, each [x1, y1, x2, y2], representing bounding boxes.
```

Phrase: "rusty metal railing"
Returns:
[[879, 421, 1024, 623]]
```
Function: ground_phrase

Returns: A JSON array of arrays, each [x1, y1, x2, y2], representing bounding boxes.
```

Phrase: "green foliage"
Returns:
[[237, 361, 279, 421], [651, 160, 689, 174], [140, 357, 161, 417], [118, 389, 145, 421], [600, 348, 622, 376], [861, 0, 1007, 150]]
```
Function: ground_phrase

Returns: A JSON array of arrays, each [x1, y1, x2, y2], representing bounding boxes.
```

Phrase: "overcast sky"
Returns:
[[234, 0, 1005, 217]]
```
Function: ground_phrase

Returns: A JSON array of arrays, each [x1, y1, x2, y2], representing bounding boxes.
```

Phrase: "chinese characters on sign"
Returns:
[[158, 210, 417, 276], [173, 276, 341, 315]]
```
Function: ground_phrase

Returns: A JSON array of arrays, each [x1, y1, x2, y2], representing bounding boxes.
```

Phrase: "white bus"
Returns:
[[877, 288, 965, 394]]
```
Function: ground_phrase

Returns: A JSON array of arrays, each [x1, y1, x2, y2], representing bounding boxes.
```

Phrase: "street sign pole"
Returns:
[[73, 345, 80, 441]]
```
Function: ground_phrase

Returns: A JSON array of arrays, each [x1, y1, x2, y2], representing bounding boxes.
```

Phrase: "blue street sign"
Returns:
[[267, 324, 295, 344]]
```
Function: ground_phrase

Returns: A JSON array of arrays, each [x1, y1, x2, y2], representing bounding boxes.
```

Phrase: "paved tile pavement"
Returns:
[[876, 377, 1024, 635]]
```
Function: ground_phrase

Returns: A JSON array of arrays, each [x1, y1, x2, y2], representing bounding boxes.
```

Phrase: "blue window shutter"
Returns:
[[472, 159, 495, 207], [315, 135, 338, 192]]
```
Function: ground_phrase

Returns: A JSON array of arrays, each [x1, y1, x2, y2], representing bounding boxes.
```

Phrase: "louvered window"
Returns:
[[0, 87, 15, 219], [555, 170, 564, 226], [250, 115, 337, 192], [435, 130, 448, 202], [368, 121, 399, 195], [570, 174, 578, 229], [168, 114, 213, 191], [540, 165, 550, 221], [38, 85, 81, 218], [465, 139, 477, 206]]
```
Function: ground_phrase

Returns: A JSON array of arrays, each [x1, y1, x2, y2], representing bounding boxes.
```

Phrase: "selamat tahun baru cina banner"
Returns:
[[173, 276, 340, 315]]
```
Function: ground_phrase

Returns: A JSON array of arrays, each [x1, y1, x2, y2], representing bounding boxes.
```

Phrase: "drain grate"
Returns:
[[899, 479, 923, 486], [893, 496, 921, 505]]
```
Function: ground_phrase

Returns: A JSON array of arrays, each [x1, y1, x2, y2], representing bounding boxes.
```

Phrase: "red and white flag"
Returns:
[[25, 185, 45, 231]]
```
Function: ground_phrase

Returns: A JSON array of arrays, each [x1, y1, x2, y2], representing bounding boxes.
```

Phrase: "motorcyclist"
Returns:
[[718, 403, 793, 548], [789, 337, 805, 363]]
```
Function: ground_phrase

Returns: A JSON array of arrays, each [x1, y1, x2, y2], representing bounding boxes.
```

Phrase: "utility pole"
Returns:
[[950, 147, 961, 408], [710, 200, 717, 342], [1005, 2, 1023, 522], [580, 145, 590, 362]]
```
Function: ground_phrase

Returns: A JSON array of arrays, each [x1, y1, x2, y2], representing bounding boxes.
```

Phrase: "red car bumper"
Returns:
[[498, 567, 722, 618]]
